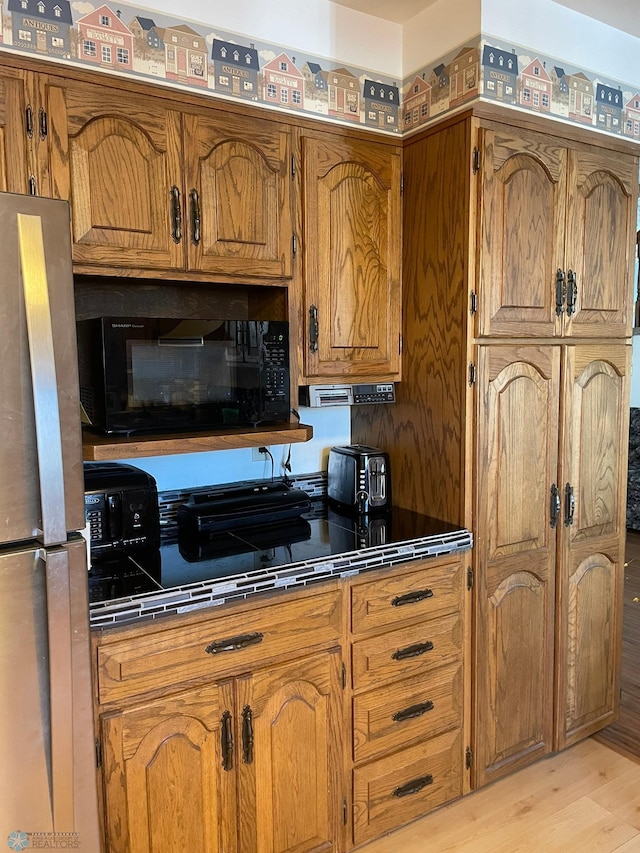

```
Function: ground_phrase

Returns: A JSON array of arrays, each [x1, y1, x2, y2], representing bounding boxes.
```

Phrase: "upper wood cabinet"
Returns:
[[477, 126, 637, 338], [47, 78, 184, 270], [0, 67, 51, 196], [46, 78, 293, 277], [183, 111, 292, 278], [301, 131, 402, 381]]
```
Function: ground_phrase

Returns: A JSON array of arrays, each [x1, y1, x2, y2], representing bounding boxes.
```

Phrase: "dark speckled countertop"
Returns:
[[88, 484, 472, 629]]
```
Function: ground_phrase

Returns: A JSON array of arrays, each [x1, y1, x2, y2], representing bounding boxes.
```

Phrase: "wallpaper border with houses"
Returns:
[[0, 0, 638, 143]]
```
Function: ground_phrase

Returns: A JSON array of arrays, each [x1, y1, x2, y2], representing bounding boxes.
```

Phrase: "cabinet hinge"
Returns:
[[292, 233, 297, 256], [291, 154, 296, 178], [465, 746, 473, 769], [466, 566, 474, 590], [468, 362, 476, 386], [95, 738, 102, 769], [343, 797, 348, 825], [341, 662, 347, 690], [470, 290, 477, 316], [472, 148, 480, 175], [400, 172, 404, 195], [28, 175, 37, 196], [399, 333, 403, 355]]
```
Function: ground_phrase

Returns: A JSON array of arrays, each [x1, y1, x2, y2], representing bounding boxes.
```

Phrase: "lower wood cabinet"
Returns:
[[93, 554, 470, 852], [347, 556, 469, 847], [95, 588, 346, 853]]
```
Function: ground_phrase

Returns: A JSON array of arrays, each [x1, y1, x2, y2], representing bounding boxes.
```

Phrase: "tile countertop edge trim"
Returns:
[[88, 528, 473, 628]]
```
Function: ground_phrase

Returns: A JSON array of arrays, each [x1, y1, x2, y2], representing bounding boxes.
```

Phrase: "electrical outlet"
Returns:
[[252, 446, 268, 462]]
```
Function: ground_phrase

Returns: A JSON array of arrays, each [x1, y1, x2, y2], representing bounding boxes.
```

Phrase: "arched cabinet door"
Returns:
[[100, 683, 234, 853], [563, 150, 637, 338], [47, 79, 184, 270], [183, 111, 292, 278], [235, 648, 344, 853], [555, 344, 629, 748], [302, 132, 402, 380], [477, 127, 566, 338], [473, 344, 560, 787]]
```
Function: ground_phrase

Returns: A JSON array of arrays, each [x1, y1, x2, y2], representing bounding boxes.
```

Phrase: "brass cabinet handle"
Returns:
[[556, 268, 566, 316], [391, 588, 433, 607], [205, 631, 264, 655], [391, 640, 434, 661], [170, 185, 182, 243], [566, 269, 578, 316], [221, 710, 233, 771], [564, 482, 575, 526], [189, 188, 201, 245], [392, 774, 433, 798], [550, 483, 561, 529], [392, 700, 434, 722], [242, 705, 254, 764], [309, 305, 319, 353]]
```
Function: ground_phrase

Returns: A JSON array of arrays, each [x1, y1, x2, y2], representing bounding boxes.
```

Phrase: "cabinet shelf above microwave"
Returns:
[[82, 423, 313, 462]]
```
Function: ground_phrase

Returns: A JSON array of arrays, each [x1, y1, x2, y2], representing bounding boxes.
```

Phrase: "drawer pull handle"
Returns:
[[392, 774, 433, 798], [205, 631, 264, 655], [170, 185, 182, 243], [391, 588, 434, 607], [392, 700, 435, 722], [242, 705, 254, 764], [392, 640, 434, 661], [221, 710, 233, 771]]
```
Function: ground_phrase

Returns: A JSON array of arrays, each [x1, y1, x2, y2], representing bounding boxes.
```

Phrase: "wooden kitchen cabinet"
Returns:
[[352, 107, 637, 789], [183, 110, 293, 278], [301, 131, 402, 381], [478, 124, 637, 339], [95, 587, 346, 853], [0, 63, 58, 196], [45, 78, 184, 270], [347, 555, 468, 846]]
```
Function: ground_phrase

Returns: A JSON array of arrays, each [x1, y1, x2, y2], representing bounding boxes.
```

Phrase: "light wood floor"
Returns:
[[356, 738, 640, 852]]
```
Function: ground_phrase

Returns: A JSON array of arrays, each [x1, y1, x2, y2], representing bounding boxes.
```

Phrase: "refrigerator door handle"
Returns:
[[42, 546, 75, 831], [18, 212, 67, 546]]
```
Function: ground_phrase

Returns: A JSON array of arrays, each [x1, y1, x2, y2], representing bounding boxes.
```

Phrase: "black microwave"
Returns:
[[77, 317, 290, 435]]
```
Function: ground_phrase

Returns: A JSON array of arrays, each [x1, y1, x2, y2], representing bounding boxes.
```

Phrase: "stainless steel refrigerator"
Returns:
[[0, 193, 100, 850]]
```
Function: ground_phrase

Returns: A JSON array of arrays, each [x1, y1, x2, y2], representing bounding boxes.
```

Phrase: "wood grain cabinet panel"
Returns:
[[352, 728, 463, 846], [96, 589, 341, 704], [350, 558, 463, 635], [478, 126, 637, 339], [302, 131, 402, 381], [183, 111, 293, 278], [0, 68, 36, 195], [47, 79, 184, 270], [352, 112, 637, 793], [353, 661, 463, 763]]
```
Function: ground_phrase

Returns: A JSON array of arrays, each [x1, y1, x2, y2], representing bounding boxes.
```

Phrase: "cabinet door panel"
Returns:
[[477, 128, 566, 337], [184, 112, 292, 277], [48, 80, 184, 269], [101, 684, 233, 853], [0, 68, 32, 194], [303, 133, 401, 379], [236, 649, 344, 853], [564, 150, 637, 337], [555, 344, 629, 747], [474, 345, 560, 786]]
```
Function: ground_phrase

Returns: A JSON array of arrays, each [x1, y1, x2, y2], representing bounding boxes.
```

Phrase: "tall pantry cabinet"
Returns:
[[352, 107, 638, 789]]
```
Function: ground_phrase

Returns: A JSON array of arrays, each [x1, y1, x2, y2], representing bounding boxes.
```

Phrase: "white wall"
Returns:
[[482, 0, 640, 84], [403, 0, 481, 78], [139, 0, 403, 78], [118, 405, 351, 491]]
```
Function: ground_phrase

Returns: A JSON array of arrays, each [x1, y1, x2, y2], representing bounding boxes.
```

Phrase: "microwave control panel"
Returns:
[[263, 332, 289, 404]]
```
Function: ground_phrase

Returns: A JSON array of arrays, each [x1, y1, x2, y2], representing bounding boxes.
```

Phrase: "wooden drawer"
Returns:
[[352, 727, 463, 845], [353, 661, 463, 763], [351, 612, 462, 692], [350, 557, 463, 636], [96, 589, 341, 704]]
